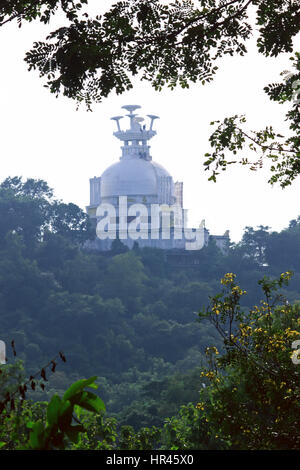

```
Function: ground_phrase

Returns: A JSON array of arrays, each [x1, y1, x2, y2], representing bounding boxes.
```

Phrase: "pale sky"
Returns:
[[0, 2, 299, 243]]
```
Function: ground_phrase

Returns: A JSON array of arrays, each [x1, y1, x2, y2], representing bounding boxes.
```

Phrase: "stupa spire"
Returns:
[[111, 105, 159, 161]]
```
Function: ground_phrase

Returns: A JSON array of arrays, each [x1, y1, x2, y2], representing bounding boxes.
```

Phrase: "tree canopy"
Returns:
[[0, 176, 93, 249], [1, 176, 300, 448], [1, 1, 299, 185], [0, 2, 300, 449]]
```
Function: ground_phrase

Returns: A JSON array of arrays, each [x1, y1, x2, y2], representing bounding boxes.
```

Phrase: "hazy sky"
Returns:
[[0, 2, 299, 243]]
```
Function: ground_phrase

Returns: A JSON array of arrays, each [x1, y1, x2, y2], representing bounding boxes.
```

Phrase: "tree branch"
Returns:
[[172, 0, 253, 39], [239, 128, 298, 154]]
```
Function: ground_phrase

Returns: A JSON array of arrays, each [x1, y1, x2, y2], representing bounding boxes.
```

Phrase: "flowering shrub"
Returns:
[[195, 271, 300, 449]]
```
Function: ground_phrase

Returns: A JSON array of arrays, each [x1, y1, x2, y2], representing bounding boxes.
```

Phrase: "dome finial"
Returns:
[[147, 114, 160, 131], [122, 105, 141, 130], [122, 105, 141, 114], [111, 116, 124, 132], [111, 105, 159, 161]]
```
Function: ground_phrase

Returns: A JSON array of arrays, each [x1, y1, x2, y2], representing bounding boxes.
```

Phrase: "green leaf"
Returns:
[[77, 391, 106, 413], [29, 421, 46, 450], [58, 399, 73, 428], [26, 421, 35, 429], [47, 394, 62, 427], [65, 424, 85, 444], [63, 376, 98, 401]]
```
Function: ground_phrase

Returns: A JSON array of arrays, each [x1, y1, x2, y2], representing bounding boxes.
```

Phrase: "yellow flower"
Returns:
[[286, 329, 300, 337], [280, 271, 293, 281], [221, 273, 236, 285], [196, 402, 205, 410]]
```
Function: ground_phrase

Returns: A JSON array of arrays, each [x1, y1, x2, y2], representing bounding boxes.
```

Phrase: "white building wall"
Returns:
[[174, 181, 183, 208], [158, 176, 174, 205], [90, 177, 101, 206]]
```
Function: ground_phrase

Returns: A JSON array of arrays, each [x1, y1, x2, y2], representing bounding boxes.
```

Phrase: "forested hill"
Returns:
[[1, 176, 300, 428]]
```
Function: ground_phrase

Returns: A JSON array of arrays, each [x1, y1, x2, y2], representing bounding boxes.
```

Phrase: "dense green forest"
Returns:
[[1, 176, 300, 450], [0, 0, 299, 451]]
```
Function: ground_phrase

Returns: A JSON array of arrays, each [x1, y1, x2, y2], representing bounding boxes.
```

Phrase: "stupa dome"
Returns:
[[99, 105, 175, 202], [100, 158, 173, 198]]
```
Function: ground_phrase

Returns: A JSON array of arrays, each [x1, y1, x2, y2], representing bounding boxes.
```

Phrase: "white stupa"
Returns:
[[86, 105, 229, 252]]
